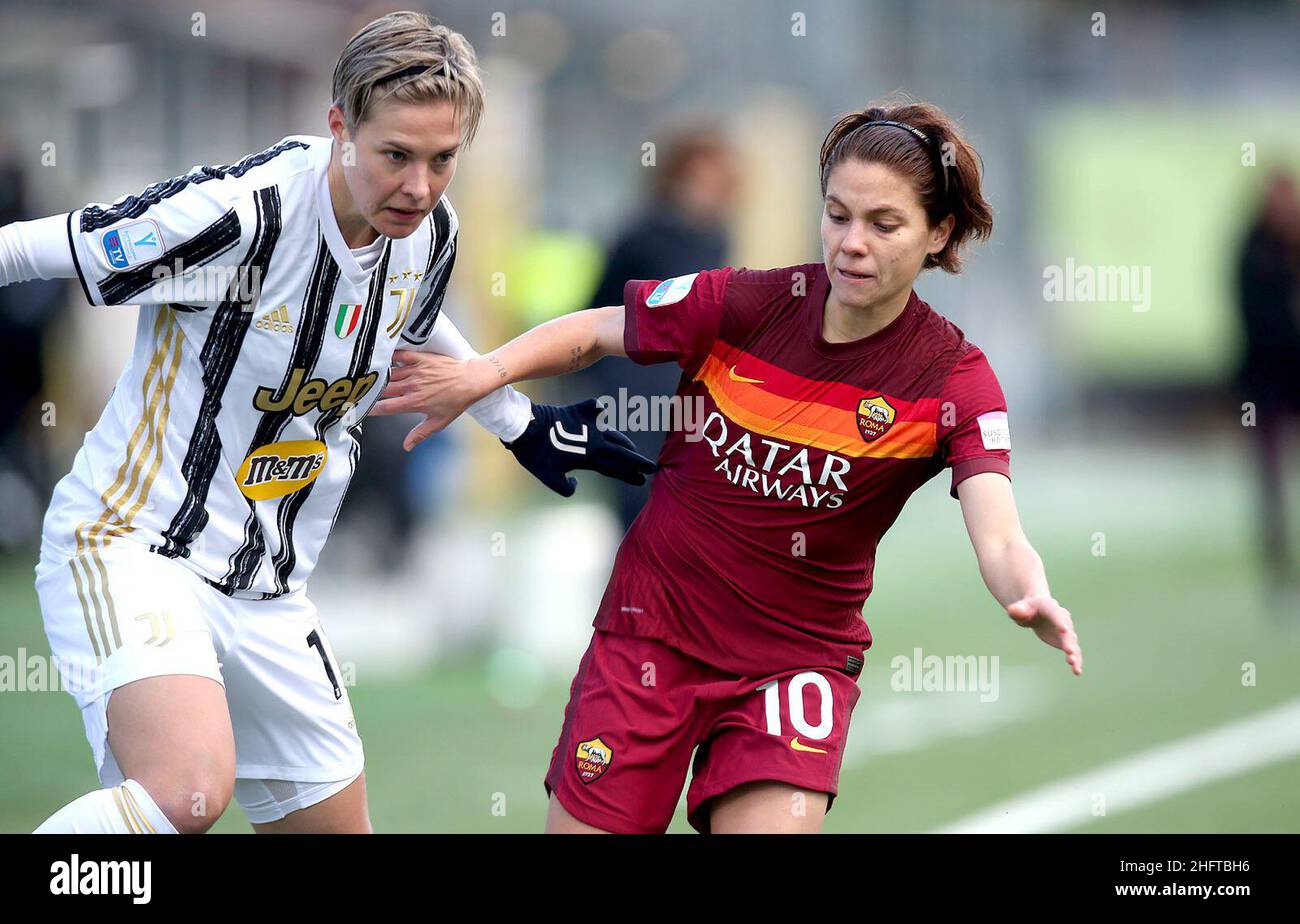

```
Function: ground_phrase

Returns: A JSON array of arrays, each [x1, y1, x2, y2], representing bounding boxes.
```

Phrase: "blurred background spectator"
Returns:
[[575, 124, 740, 529], [0, 124, 65, 553], [1236, 171, 1300, 596]]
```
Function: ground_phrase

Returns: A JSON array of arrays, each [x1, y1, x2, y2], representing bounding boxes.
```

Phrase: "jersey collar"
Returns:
[[313, 138, 389, 286]]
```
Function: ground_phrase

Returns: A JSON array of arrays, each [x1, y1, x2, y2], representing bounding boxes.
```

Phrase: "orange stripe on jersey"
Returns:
[[694, 348, 939, 459], [709, 341, 919, 409]]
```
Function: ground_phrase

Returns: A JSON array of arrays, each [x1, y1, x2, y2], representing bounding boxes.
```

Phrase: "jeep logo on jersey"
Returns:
[[236, 440, 327, 500], [252, 368, 379, 416], [856, 395, 896, 442]]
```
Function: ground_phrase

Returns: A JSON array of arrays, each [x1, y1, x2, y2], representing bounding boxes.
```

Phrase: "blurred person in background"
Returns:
[[0, 126, 66, 552], [578, 126, 740, 530], [1236, 170, 1300, 598]]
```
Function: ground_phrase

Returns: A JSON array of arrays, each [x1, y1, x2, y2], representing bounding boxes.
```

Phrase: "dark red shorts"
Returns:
[[544, 629, 862, 834]]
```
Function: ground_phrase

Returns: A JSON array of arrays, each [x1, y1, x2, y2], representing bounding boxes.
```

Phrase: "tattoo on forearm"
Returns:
[[567, 345, 584, 372], [487, 355, 508, 380]]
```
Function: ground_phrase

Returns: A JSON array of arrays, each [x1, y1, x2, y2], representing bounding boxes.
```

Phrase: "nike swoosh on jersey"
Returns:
[[790, 737, 828, 754], [728, 364, 765, 384]]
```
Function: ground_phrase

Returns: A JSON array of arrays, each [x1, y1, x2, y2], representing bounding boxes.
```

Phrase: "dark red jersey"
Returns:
[[595, 263, 1011, 677]]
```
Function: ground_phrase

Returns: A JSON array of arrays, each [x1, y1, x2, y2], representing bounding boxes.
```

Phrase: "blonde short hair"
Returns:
[[332, 11, 485, 144]]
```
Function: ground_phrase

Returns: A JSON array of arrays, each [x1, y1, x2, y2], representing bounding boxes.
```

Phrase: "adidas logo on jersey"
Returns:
[[255, 304, 294, 333]]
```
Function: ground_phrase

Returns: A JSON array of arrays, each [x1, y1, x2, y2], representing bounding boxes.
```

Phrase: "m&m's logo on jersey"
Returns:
[[101, 219, 165, 270], [856, 395, 897, 442], [645, 273, 699, 308], [236, 440, 327, 500], [574, 736, 614, 784]]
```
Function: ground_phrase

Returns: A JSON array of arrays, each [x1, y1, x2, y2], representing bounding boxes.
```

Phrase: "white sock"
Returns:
[[34, 779, 179, 834]]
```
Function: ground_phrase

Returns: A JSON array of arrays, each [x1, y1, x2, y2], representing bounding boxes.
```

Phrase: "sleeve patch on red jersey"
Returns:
[[645, 273, 699, 308], [977, 411, 1010, 450]]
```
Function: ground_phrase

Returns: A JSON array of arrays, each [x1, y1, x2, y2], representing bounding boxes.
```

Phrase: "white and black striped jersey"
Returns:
[[42, 135, 528, 598]]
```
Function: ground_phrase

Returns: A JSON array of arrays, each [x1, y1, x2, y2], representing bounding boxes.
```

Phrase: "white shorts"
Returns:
[[35, 536, 364, 823]]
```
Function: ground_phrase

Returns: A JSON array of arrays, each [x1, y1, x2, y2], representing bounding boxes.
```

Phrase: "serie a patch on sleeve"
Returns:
[[100, 219, 166, 270], [977, 411, 1011, 451], [645, 273, 699, 308]]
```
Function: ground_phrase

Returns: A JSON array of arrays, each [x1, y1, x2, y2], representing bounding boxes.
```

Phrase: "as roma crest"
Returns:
[[856, 395, 896, 442], [575, 736, 614, 784]]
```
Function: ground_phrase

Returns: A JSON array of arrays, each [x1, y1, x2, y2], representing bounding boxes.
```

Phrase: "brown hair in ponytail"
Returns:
[[819, 98, 993, 273]]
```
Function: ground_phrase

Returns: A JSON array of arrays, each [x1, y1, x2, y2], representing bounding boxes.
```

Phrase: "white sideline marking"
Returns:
[[934, 696, 1300, 833]]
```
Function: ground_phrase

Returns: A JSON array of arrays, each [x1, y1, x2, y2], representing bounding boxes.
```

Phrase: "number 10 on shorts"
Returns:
[[757, 672, 834, 740]]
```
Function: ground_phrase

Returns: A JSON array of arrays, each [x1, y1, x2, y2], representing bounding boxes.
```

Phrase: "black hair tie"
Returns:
[[864, 119, 949, 205], [383, 61, 451, 84]]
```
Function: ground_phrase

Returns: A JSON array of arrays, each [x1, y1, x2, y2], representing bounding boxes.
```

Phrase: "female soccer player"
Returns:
[[0, 12, 651, 834], [374, 99, 1084, 834]]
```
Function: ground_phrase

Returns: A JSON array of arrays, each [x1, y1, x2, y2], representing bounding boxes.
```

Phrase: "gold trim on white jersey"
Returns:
[[71, 309, 183, 661]]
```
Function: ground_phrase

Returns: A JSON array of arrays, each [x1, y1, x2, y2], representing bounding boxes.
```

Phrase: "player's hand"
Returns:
[[1007, 595, 1082, 676], [370, 350, 488, 451], [504, 399, 657, 497]]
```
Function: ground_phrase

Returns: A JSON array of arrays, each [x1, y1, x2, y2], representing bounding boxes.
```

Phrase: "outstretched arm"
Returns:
[[373, 305, 652, 497], [0, 215, 77, 287], [404, 309, 535, 443], [956, 471, 1083, 675], [372, 305, 627, 448], [475, 304, 627, 383]]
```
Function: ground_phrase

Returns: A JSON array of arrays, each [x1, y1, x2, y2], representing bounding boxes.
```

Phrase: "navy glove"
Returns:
[[504, 399, 657, 497]]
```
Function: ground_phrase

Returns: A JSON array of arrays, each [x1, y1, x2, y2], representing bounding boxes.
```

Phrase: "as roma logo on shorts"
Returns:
[[856, 395, 897, 442], [574, 736, 614, 784]]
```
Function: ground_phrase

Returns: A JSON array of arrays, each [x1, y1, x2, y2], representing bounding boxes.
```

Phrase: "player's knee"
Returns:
[[142, 768, 235, 834]]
